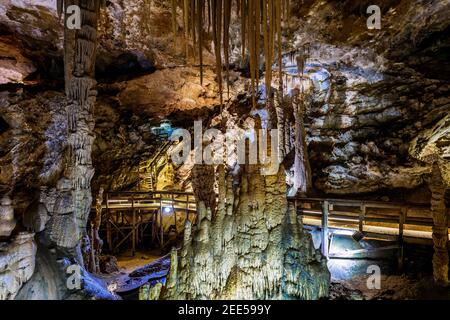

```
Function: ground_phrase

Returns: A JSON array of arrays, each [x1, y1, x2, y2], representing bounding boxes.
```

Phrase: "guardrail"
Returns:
[[102, 191, 196, 254], [287, 197, 449, 263]]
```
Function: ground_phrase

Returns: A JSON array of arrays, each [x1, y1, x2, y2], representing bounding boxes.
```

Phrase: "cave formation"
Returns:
[[0, 0, 449, 301]]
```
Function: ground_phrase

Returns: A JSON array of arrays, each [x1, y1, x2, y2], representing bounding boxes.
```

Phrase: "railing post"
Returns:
[[322, 200, 329, 258], [359, 203, 366, 233], [106, 193, 112, 252], [186, 194, 189, 223], [159, 192, 164, 248], [398, 207, 406, 271], [172, 193, 178, 237], [132, 195, 136, 257]]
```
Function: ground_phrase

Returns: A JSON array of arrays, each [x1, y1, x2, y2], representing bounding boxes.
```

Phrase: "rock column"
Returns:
[[428, 163, 449, 286]]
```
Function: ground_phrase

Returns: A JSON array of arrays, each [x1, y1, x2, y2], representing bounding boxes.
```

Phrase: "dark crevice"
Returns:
[[0, 116, 10, 134]]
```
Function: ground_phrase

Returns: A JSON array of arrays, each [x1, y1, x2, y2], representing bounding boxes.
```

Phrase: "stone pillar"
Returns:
[[46, 1, 102, 261], [428, 163, 449, 286]]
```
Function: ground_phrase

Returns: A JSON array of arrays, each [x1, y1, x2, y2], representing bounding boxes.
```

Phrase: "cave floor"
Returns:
[[116, 249, 162, 273], [328, 242, 450, 300], [104, 241, 450, 300]]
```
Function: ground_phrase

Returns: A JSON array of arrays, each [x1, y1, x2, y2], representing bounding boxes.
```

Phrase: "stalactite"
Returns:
[[263, 0, 270, 107], [207, 0, 211, 33], [248, 0, 256, 106], [190, 0, 196, 58], [167, 0, 286, 107], [197, 0, 204, 85], [212, 0, 223, 107], [223, 0, 231, 98], [254, 0, 260, 91], [240, 0, 247, 60], [171, 0, 178, 40], [183, 0, 189, 59], [276, 0, 283, 95]]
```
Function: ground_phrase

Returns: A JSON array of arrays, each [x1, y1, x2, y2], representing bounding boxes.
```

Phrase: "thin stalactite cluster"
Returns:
[[171, 0, 290, 109]]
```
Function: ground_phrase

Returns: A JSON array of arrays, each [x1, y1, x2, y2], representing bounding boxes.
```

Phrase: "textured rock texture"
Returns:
[[0, 232, 36, 300], [40, 0, 101, 258], [0, 36, 36, 85], [142, 165, 329, 300], [3, 0, 447, 198], [281, 0, 450, 195], [0, 0, 449, 298], [427, 164, 448, 286], [0, 196, 16, 238]]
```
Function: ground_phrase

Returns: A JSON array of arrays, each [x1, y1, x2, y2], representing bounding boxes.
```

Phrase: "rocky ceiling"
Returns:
[[0, 0, 448, 302], [0, 0, 449, 205]]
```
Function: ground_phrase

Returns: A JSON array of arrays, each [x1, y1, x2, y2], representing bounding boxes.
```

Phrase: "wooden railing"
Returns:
[[138, 140, 174, 191], [288, 197, 449, 262], [100, 191, 448, 260], [101, 191, 196, 254]]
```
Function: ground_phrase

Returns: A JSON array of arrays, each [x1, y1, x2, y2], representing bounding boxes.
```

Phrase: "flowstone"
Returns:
[[141, 164, 330, 300]]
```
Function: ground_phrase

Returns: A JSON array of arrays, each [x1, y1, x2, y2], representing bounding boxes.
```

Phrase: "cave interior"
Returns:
[[0, 0, 449, 301]]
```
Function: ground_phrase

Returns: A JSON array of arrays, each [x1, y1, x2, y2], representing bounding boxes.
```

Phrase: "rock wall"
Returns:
[[0, 232, 35, 300]]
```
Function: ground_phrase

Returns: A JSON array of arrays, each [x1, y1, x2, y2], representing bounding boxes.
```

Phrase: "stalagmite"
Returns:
[[191, 164, 216, 214], [141, 119, 329, 299]]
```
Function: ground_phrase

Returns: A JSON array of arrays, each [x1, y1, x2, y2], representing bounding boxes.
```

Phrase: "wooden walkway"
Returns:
[[102, 191, 196, 255], [289, 197, 450, 262], [100, 191, 448, 260], [138, 140, 174, 191]]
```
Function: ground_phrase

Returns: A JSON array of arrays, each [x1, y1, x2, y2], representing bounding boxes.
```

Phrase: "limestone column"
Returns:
[[428, 163, 449, 286], [47, 0, 102, 261]]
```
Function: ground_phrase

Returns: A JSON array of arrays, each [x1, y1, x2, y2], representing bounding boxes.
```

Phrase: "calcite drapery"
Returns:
[[43, 1, 101, 261], [410, 115, 449, 286], [292, 87, 312, 196], [142, 163, 330, 300], [428, 164, 449, 286]]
